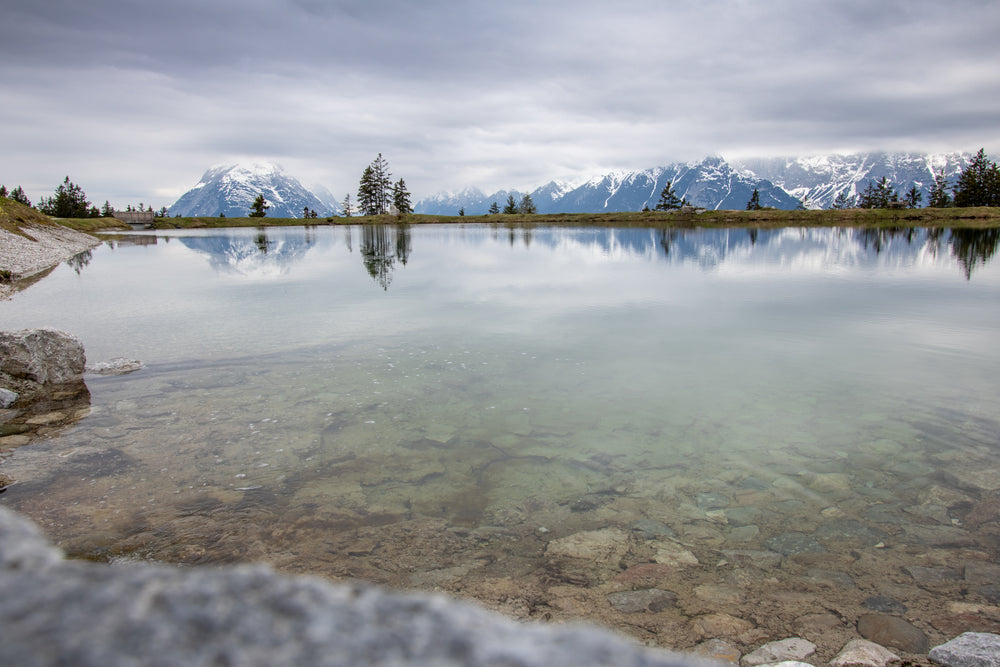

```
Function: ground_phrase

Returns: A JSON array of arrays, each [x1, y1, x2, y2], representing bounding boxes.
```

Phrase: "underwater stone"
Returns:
[[739, 638, 816, 667], [929, 632, 1000, 667], [829, 639, 900, 667], [857, 613, 929, 654], [764, 532, 825, 556]]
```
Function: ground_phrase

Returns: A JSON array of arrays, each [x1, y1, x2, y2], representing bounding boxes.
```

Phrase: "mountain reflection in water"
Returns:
[[144, 226, 1000, 286]]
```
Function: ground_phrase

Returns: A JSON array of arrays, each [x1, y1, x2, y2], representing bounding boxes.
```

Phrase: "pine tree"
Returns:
[[953, 148, 1000, 207], [857, 177, 898, 209], [358, 166, 378, 216], [38, 176, 91, 217], [832, 190, 855, 209], [8, 186, 31, 207], [655, 181, 684, 210], [928, 170, 952, 208], [0, 185, 7, 198], [502, 194, 519, 214], [519, 193, 536, 214], [391, 178, 413, 215], [370, 153, 392, 214], [904, 185, 923, 209], [342, 193, 354, 217], [249, 194, 269, 217], [458, 207, 465, 216], [488, 201, 500, 215], [101, 201, 114, 217], [746, 188, 762, 210]]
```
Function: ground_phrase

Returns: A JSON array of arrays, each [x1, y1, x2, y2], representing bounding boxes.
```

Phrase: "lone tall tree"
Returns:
[[519, 193, 537, 214], [249, 194, 269, 217], [502, 194, 519, 214], [746, 188, 762, 210], [655, 181, 684, 210]]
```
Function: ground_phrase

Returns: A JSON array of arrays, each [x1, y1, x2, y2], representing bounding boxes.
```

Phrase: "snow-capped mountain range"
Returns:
[[169, 152, 971, 218], [416, 152, 970, 214], [169, 163, 339, 218]]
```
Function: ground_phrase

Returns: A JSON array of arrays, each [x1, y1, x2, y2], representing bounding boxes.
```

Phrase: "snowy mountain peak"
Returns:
[[170, 162, 337, 218]]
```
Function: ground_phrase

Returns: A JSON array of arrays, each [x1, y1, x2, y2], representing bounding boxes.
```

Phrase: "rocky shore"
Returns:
[[0, 219, 101, 299]]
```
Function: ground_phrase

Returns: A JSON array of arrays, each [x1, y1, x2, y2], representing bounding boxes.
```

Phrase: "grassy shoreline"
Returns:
[[141, 207, 1000, 230]]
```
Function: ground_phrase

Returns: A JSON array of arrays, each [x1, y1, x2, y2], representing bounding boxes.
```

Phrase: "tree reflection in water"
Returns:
[[360, 223, 411, 290]]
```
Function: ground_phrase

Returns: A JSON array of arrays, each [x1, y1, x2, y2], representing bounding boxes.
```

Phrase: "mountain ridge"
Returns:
[[168, 151, 972, 219]]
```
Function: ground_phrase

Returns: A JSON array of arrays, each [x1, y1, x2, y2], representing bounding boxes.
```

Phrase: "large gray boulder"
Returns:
[[0, 328, 86, 384], [0, 507, 708, 667]]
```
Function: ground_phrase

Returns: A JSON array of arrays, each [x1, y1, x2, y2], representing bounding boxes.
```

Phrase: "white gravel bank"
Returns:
[[0, 222, 101, 299]]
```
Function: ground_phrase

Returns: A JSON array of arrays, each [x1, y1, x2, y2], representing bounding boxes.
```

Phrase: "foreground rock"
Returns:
[[0, 507, 711, 667], [0, 328, 86, 385]]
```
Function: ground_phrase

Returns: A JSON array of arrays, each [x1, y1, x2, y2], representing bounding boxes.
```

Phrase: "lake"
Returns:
[[2, 224, 999, 655]]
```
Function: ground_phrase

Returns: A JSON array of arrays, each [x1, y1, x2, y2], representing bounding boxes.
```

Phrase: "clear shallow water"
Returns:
[[2, 224, 999, 653]]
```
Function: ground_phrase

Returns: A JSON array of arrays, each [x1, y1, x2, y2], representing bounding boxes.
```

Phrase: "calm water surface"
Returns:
[[2, 224, 999, 653]]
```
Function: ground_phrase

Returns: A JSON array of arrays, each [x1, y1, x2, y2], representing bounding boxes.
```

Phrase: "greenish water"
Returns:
[[2, 225, 999, 651]]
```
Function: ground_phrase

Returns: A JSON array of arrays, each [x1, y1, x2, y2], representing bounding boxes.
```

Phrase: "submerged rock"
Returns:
[[857, 613, 929, 654], [606, 588, 677, 613], [929, 632, 1000, 667], [86, 358, 143, 376], [739, 638, 816, 667], [764, 532, 825, 556], [829, 639, 900, 667]]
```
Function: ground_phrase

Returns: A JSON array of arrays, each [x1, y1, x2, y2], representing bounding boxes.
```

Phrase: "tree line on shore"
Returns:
[[3, 149, 999, 219]]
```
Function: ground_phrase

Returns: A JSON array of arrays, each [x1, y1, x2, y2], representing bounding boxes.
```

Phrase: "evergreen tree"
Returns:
[[488, 201, 500, 215], [249, 194, 269, 217], [101, 200, 114, 217], [38, 176, 92, 217], [746, 188, 762, 210], [502, 194, 519, 214], [655, 181, 684, 210], [371, 153, 392, 214], [832, 190, 855, 209], [0, 185, 7, 198], [904, 185, 923, 209], [857, 177, 898, 209], [458, 207, 465, 216], [519, 193, 536, 214], [391, 178, 413, 215], [357, 165, 378, 215], [928, 170, 952, 208], [8, 186, 31, 207], [342, 193, 354, 217], [158, 206, 168, 218], [953, 148, 1000, 207]]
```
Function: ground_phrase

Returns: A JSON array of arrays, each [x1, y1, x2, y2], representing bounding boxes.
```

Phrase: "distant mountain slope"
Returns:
[[169, 163, 337, 218], [416, 157, 802, 215], [416, 152, 972, 214], [732, 152, 969, 209]]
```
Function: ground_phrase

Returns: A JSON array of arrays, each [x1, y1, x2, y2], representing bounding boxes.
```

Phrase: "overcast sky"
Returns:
[[2, 0, 998, 209]]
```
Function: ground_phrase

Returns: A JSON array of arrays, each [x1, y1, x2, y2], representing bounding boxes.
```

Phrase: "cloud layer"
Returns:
[[2, 0, 998, 208]]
